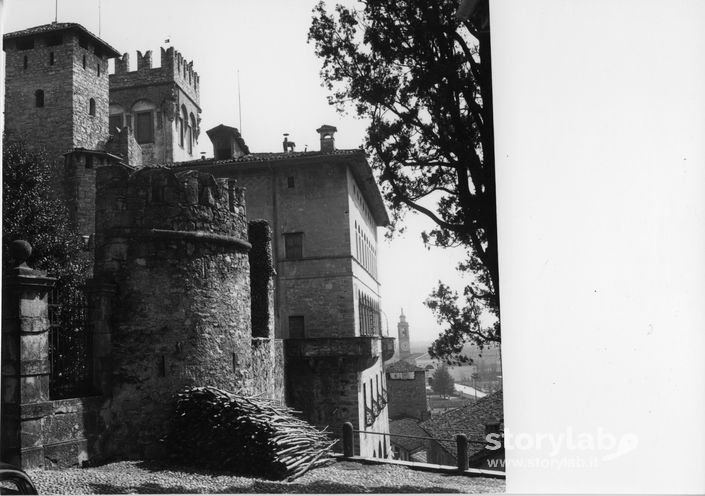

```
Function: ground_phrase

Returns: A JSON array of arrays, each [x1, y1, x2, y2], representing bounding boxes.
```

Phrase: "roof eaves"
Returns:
[[4, 22, 121, 58]]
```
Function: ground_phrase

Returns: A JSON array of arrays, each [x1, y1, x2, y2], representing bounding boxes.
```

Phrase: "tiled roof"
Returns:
[[387, 360, 425, 373], [4, 22, 121, 58], [389, 418, 429, 453], [174, 148, 364, 167], [172, 147, 390, 226], [420, 390, 503, 459]]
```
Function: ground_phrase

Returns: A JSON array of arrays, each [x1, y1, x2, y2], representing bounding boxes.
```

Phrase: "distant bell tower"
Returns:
[[398, 309, 410, 358]]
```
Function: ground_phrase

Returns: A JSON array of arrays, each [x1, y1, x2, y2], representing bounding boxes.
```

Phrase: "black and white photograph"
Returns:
[[1, 0, 703, 494]]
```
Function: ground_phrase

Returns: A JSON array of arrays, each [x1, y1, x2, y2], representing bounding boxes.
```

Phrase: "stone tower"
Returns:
[[3, 23, 121, 164], [109, 47, 201, 166], [91, 166, 282, 458], [398, 309, 411, 359]]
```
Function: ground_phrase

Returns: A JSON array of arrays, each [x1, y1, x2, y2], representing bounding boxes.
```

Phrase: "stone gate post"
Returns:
[[1, 240, 56, 466]]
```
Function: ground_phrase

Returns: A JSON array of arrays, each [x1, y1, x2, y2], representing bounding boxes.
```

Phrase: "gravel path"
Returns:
[[27, 460, 505, 494]]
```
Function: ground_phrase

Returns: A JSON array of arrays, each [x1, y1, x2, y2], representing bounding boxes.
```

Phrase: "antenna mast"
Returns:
[[237, 69, 243, 134], [98, 0, 102, 37], [54, 0, 58, 22]]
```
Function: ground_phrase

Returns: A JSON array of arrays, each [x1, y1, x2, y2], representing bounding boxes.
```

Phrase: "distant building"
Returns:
[[386, 360, 430, 421], [420, 390, 504, 470], [173, 125, 395, 457]]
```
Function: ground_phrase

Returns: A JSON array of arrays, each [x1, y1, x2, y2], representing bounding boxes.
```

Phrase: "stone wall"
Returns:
[[91, 166, 277, 459], [109, 47, 200, 165], [0, 246, 104, 469], [4, 31, 111, 167]]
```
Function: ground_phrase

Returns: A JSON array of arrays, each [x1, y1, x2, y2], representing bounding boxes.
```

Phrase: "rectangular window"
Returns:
[[135, 111, 154, 144], [289, 316, 305, 338], [287, 176, 295, 188], [187, 126, 193, 154], [284, 232, 303, 259]]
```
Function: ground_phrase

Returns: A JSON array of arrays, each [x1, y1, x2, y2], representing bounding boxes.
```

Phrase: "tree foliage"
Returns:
[[431, 364, 455, 398], [2, 132, 88, 286], [309, 0, 499, 364]]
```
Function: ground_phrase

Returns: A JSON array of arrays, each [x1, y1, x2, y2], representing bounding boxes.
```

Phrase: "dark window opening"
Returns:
[[17, 39, 34, 50], [49, 52, 55, 65], [284, 232, 303, 259], [85, 156, 93, 169], [151, 183, 164, 202], [89, 98, 96, 116], [109, 114, 123, 135], [35, 90, 44, 108], [287, 176, 295, 188], [46, 34, 62, 46], [23, 55, 28, 70], [97, 63, 101, 76], [289, 316, 305, 338], [78, 37, 88, 49], [135, 111, 154, 144], [82, 55, 86, 69]]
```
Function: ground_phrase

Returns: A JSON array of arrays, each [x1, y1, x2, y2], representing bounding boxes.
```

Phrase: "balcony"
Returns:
[[285, 336, 390, 370]]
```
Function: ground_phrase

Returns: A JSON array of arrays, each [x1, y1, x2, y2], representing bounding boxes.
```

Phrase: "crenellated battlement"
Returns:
[[95, 167, 247, 252], [111, 46, 200, 103]]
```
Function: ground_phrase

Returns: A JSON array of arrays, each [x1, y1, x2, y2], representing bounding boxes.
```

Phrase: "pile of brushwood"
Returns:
[[162, 386, 336, 481]]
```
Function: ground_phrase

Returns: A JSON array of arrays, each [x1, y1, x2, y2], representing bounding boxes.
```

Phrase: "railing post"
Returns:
[[456, 434, 469, 471], [343, 422, 354, 457]]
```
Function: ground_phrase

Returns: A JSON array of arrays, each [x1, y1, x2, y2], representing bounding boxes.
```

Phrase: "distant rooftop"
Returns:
[[3, 22, 121, 58], [421, 390, 503, 458], [387, 360, 425, 373], [389, 417, 429, 453]]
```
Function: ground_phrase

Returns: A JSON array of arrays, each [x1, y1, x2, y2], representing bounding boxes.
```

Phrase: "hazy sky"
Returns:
[[1, 0, 468, 344]]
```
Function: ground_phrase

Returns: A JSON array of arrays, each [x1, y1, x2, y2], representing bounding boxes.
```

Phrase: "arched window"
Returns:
[[179, 105, 188, 148], [188, 112, 197, 154], [35, 90, 44, 108], [89, 98, 96, 116]]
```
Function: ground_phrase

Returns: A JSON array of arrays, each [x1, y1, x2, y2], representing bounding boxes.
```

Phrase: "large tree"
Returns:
[[309, 0, 499, 363], [431, 364, 456, 398], [2, 132, 88, 285]]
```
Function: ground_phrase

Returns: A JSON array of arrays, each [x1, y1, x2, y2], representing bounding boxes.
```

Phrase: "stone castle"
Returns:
[[1, 22, 394, 467]]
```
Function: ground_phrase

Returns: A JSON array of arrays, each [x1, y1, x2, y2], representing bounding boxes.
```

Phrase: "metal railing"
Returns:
[[342, 422, 490, 472], [48, 284, 93, 399]]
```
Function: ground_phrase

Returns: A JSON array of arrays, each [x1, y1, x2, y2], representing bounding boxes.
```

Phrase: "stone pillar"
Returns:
[[1, 241, 55, 466], [86, 280, 116, 395]]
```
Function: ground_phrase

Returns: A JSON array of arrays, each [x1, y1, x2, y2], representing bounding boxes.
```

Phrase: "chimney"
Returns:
[[282, 133, 295, 152], [316, 124, 337, 152], [206, 124, 250, 160]]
